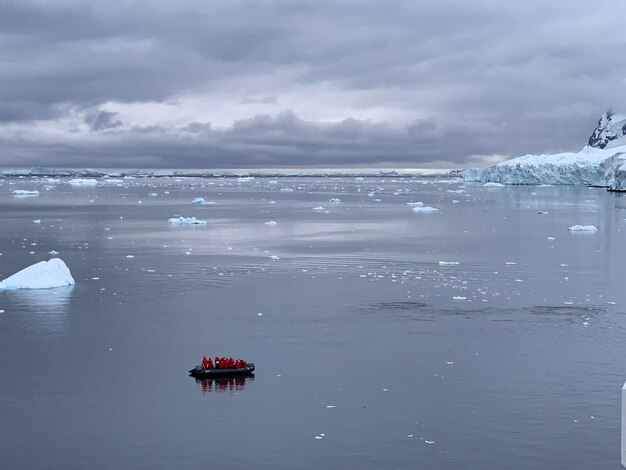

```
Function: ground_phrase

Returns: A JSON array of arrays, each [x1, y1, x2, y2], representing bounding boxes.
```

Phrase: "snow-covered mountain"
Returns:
[[464, 112, 626, 188], [588, 111, 626, 149]]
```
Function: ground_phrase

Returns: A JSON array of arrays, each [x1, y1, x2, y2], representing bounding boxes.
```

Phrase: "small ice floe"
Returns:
[[453, 296, 467, 300], [438, 261, 459, 266], [568, 225, 598, 232], [68, 178, 98, 186], [313, 206, 325, 211], [537, 211, 548, 215], [11, 189, 39, 197], [265, 220, 277, 226], [548, 236, 555, 240], [269, 255, 280, 260], [0, 258, 75, 290], [314, 435, 325, 440], [48, 250, 59, 255], [280, 188, 294, 192], [329, 198, 342, 203], [483, 182, 505, 187], [405, 202, 424, 206], [257, 312, 263, 316], [33, 219, 41, 224], [412, 206, 438, 213], [192, 197, 207, 205], [505, 261, 517, 265], [424, 440, 436, 444], [446, 361, 454, 365], [126, 255, 135, 259], [447, 189, 465, 193], [168, 217, 207, 225], [326, 405, 336, 409]]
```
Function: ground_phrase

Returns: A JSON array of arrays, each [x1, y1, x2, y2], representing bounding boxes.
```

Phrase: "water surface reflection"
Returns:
[[195, 375, 254, 394]]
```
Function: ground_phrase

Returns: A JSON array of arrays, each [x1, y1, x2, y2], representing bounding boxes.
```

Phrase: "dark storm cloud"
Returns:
[[0, 0, 625, 168]]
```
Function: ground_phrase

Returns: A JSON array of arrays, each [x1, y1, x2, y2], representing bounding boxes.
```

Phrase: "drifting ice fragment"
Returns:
[[438, 261, 459, 266], [483, 182, 505, 187], [412, 206, 439, 213], [0, 258, 75, 290], [68, 178, 98, 186], [265, 221, 277, 226], [168, 217, 207, 225], [11, 190, 39, 196], [568, 225, 598, 232]]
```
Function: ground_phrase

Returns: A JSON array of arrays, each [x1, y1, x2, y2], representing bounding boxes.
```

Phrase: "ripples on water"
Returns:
[[1, 176, 626, 469]]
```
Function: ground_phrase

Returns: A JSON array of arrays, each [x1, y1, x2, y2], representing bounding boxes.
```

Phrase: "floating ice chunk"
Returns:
[[453, 296, 467, 300], [313, 206, 325, 211], [405, 202, 424, 206], [412, 206, 439, 213], [126, 255, 135, 259], [168, 217, 207, 225], [12, 189, 39, 196], [447, 189, 465, 193], [0, 258, 75, 290], [48, 250, 59, 255], [265, 220, 277, 226], [568, 225, 598, 232], [68, 178, 98, 186], [280, 188, 294, 192], [483, 182, 505, 187], [424, 440, 435, 444], [269, 255, 280, 260], [192, 197, 207, 205], [438, 261, 459, 266], [33, 219, 41, 224], [329, 198, 342, 203]]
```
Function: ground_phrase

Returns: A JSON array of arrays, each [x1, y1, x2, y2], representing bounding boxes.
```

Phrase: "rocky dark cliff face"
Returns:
[[588, 111, 626, 149]]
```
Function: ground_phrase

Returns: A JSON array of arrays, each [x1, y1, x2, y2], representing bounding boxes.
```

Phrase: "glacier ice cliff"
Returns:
[[464, 112, 626, 189]]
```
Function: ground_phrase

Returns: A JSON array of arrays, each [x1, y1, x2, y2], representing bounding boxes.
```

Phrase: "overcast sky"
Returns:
[[1, 0, 625, 169]]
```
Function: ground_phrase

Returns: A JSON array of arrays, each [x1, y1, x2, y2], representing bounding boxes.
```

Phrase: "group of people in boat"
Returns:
[[201, 356, 247, 370]]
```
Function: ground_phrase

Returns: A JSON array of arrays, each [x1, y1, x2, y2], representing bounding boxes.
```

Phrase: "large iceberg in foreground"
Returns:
[[0, 258, 75, 290], [464, 112, 626, 187]]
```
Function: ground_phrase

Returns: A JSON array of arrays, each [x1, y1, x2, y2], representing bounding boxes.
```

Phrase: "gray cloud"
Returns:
[[0, 0, 625, 168]]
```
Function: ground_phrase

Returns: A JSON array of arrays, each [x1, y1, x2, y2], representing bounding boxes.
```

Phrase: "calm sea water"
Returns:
[[1, 176, 625, 469]]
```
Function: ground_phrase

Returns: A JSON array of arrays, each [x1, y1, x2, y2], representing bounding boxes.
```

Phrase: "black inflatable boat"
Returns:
[[189, 363, 255, 379]]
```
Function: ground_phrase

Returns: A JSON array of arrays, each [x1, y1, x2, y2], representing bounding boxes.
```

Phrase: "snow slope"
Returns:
[[0, 258, 75, 289]]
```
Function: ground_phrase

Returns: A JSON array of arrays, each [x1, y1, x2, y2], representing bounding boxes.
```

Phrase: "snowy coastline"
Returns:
[[464, 112, 626, 190]]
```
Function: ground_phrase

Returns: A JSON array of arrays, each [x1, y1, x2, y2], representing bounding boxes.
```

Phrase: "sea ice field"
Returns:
[[1, 174, 626, 469]]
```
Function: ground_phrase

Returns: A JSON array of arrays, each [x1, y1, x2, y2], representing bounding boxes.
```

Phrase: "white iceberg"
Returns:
[[11, 189, 39, 196], [0, 258, 75, 290], [568, 225, 598, 232], [192, 197, 207, 205], [68, 178, 98, 186], [265, 220, 277, 226], [168, 216, 207, 225], [483, 182, 505, 187], [412, 206, 439, 213]]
